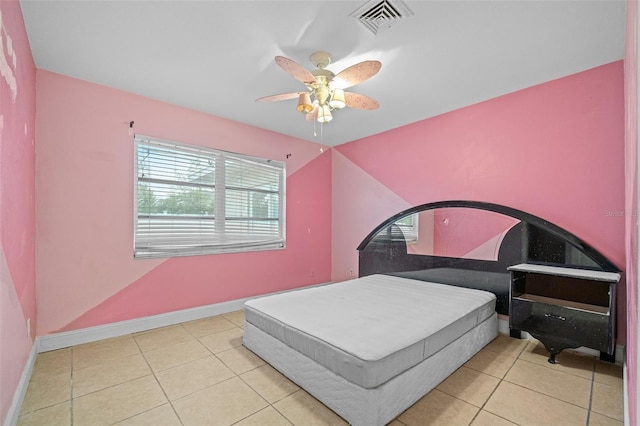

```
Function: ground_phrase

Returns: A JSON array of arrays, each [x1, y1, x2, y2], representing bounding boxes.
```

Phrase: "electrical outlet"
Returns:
[[349, 269, 354, 277]]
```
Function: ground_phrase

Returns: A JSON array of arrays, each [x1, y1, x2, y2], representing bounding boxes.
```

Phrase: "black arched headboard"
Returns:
[[358, 201, 619, 314]]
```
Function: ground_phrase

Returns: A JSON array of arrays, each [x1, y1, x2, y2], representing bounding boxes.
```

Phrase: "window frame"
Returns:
[[133, 134, 286, 259]]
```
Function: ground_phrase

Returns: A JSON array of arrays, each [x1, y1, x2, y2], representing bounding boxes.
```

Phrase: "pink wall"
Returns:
[[334, 61, 626, 342], [624, 0, 638, 423], [35, 71, 331, 334], [0, 1, 36, 423], [432, 208, 519, 259], [331, 150, 411, 281]]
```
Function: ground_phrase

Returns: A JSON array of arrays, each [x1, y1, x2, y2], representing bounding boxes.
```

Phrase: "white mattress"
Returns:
[[244, 274, 496, 388]]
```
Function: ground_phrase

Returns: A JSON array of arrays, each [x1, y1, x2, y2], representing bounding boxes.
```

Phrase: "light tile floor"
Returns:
[[18, 311, 625, 426]]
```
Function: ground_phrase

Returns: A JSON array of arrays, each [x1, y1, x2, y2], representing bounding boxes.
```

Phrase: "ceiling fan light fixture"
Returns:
[[259, 51, 381, 126], [329, 88, 346, 109], [317, 105, 333, 123], [297, 92, 313, 113]]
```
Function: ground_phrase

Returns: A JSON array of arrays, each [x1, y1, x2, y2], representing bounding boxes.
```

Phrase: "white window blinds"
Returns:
[[134, 135, 285, 258], [395, 213, 419, 242]]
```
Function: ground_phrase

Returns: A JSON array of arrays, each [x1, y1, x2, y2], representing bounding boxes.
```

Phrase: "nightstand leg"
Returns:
[[599, 351, 615, 363]]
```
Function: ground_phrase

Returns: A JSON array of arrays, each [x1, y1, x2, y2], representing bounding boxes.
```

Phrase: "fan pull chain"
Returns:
[[311, 118, 324, 153]]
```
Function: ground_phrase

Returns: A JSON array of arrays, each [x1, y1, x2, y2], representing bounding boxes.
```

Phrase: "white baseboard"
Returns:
[[497, 315, 510, 334], [623, 360, 629, 426], [4, 281, 332, 426], [3, 343, 37, 426], [38, 292, 625, 364], [37, 281, 332, 353]]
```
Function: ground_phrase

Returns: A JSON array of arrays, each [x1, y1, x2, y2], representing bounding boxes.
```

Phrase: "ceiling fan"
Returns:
[[256, 51, 381, 124]]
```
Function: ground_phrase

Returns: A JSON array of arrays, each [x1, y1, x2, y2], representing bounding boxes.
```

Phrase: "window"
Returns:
[[134, 135, 285, 258], [374, 213, 419, 243], [395, 213, 419, 242]]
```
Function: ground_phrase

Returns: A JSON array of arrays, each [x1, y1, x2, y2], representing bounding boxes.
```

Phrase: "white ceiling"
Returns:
[[21, 0, 626, 147]]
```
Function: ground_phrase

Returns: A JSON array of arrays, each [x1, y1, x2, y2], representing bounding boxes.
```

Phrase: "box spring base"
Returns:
[[243, 313, 497, 426]]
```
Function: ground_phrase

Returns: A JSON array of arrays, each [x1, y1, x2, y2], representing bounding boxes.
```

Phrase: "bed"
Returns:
[[242, 201, 619, 425], [243, 274, 498, 425], [389, 267, 511, 314]]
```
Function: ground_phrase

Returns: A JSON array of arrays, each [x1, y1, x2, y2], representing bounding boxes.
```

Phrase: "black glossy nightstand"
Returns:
[[508, 263, 619, 364]]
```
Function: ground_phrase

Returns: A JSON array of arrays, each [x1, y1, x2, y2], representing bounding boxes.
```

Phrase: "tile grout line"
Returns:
[[500, 369, 597, 413], [502, 340, 602, 417], [420, 338, 523, 424], [223, 315, 344, 425], [28, 317, 623, 426], [132, 329, 186, 426], [450, 338, 605, 425], [269, 389, 310, 426], [224, 328, 306, 425], [132, 320, 262, 424], [393, 336, 529, 425], [219, 315, 300, 425], [463, 340, 526, 425], [585, 360, 596, 426], [202, 325, 277, 426]]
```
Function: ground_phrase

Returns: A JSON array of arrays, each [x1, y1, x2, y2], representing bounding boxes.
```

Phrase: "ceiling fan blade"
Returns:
[[275, 56, 316, 85], [255, 92, 301, 103], [344, 92, 380, 110], [332, 61, 382, 89], [306, 104, 319, 121]]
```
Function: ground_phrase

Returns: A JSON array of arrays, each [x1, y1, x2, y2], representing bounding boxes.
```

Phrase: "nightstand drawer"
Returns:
[[510, 297, 610, 353]]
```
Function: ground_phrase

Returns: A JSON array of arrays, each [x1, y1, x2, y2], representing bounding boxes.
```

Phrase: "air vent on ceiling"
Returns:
[[350, 0, 413, 35]]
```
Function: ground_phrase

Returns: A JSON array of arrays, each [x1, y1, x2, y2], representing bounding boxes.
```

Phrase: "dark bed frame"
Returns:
[[357, 200, 620, 360]]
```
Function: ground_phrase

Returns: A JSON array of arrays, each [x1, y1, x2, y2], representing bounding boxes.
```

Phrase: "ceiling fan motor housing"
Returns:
[[307, 65, 334, 106], [311, 75, 331, 105], [310, 51, 332, 69]]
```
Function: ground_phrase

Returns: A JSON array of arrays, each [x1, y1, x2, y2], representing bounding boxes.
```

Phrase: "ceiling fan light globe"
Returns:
[[297, 104, 313, 113], [329, 88, 346, 109], [297, 93, 313, 113], [317, 105, 333, 123]]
